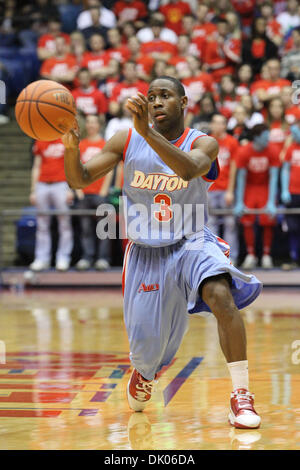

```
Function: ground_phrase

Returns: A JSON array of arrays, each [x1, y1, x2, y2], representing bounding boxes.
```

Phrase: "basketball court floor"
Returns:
[[0, 287, 299, 450]]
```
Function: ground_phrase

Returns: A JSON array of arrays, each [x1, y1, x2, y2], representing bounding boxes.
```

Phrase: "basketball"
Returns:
[[15, 80, 76, 141]]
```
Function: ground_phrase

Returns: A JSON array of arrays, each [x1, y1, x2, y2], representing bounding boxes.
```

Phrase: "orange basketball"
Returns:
[[15, 80, 76, 141]]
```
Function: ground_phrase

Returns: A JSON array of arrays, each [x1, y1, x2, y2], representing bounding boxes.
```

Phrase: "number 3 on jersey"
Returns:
[[153, 194, 173, 222]]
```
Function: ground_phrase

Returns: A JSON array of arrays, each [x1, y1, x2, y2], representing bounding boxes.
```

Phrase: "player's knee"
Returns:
[[201, 279, 236, 320]]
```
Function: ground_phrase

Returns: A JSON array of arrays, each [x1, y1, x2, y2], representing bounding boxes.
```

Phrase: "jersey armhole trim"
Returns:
[[190, 134, 220, 182], [123, 128, 132, 162]]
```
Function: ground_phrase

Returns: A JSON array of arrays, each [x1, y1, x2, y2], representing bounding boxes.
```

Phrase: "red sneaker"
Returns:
[[229, 388, 261, 429], [127, 368, 156, 412]]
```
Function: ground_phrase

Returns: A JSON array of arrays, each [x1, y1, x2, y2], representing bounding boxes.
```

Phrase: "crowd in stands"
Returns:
[[1, 0, 300, 271]]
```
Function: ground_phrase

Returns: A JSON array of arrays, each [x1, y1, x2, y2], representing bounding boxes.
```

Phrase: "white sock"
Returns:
[[227, 360, 249, 391]]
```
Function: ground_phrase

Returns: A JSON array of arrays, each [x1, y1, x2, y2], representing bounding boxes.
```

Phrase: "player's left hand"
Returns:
[[125, 93, 149, 138], [265, 201, 277, 217]]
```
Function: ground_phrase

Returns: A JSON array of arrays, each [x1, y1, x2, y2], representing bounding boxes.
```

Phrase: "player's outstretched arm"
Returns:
[[62, 127, 128, 189]]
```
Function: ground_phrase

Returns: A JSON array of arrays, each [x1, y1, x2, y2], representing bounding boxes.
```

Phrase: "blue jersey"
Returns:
[[122, 127, 219, 247]]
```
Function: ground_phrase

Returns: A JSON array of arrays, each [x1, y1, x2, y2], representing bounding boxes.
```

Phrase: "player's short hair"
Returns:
[[150, 76, 186, 97]]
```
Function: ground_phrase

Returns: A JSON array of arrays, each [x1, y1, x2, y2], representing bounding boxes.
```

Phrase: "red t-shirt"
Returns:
[[106, 45, 131, 64], [40, 54, 77, 81], [159, 1, 191, 35], [72, 87, 108, 115], [38, 33, 71, 53], [135, 54, 155, 76], [269, 121, 290, 153], [79, 138, 106, 194], [114, 0, 148, 22], [284, 142, 300, 194], [110, 80, 149, 104], [203, 38, 241, 82], [182, 73, 214, 113], [140, 40, 178, 57], [192, 23, 217, 40], [210, 134, 239, 191], [250, 78, 291, 97], [81, 51, 110, 73], [33, 139, 66, 183], [235, 142, 281, 186]]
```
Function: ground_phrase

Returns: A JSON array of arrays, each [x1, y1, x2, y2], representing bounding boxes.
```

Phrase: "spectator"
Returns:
[[81, 33, 111, 81], [235, 64, 253, 97], [104, 99, 133, 140], [191, 3, 217, 41], [251, 58, 291, 105], [72, 68, 108, 121], [98, 57, 121, 99], [227, 104, 252, 144], [150, 60, 167, 81], [29, 138, 74, 272], [120, 20, 137, 44], [203, 17, 242, 82], [266, 97, 290, 156], [168, 34, 193, 79], [77, 0, 116, 31], [239, 94, 265, 128], [136, 12, 178, 45], [108, 60, 149, 116], [140, 23, 178, 62], [216, 74, 238, 119], [70, 31, 87, 74], [81, 6, 109, 43], [37, 18, 71, 61], [281, 119, 300, 269], [190, 92, 217, 134], [281, 85, 300, 125], [106, 27, 131, 64], [113, 0, 148, 28], [182, 13, 197, 38], [75, 114, 113, 271], [159, 0, 192, 35], [39, 36, 78, 88], [259, 1, 283, 47], [231, 0, 255, 36], [182, 56, 215, 123], [242, 16, 278, 78], [276, 0, 300, 37], [207, 113, 240, 265], [234, 123, 281, 269], [281, 26, 300, 81], [127, 36, 155, 82]]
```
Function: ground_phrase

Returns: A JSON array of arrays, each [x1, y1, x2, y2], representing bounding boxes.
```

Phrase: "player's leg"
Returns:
[[30, 182, 51, 271], [282, 194, 300, 269], [200, 274, 261, 429], [93, 194, 111, 270], [258, 185, 276, 269], [51, 182, 73, 271], [124, 242, 188, 411], [179, 232, 262, 428]]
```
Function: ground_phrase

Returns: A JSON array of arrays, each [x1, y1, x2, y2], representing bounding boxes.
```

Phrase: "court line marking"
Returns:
[[163, 357, 203, 407]]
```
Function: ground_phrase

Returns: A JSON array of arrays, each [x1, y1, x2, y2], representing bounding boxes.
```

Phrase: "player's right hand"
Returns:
[[62, 118, 80, 149]]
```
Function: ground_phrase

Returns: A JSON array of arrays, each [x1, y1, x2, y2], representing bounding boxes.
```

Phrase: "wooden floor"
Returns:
[[0, 288, 299, 450]]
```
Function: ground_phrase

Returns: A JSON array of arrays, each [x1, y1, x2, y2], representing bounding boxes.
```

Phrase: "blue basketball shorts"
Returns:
[[122, 227, 262, 380]]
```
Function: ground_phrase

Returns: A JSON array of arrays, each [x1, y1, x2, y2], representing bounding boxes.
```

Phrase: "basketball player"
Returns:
[[62, 76, 262, 429]]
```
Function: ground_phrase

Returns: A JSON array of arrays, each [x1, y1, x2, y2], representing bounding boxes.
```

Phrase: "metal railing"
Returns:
[[0, 207, 299, 270]]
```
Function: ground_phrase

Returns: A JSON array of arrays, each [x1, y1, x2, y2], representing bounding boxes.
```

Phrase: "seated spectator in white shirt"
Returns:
[[136, 12, 178, 44], [77, 0, 116, 30]]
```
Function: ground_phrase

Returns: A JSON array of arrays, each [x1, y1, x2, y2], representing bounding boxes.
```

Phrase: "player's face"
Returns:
[[147, 81, 187, 129]]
